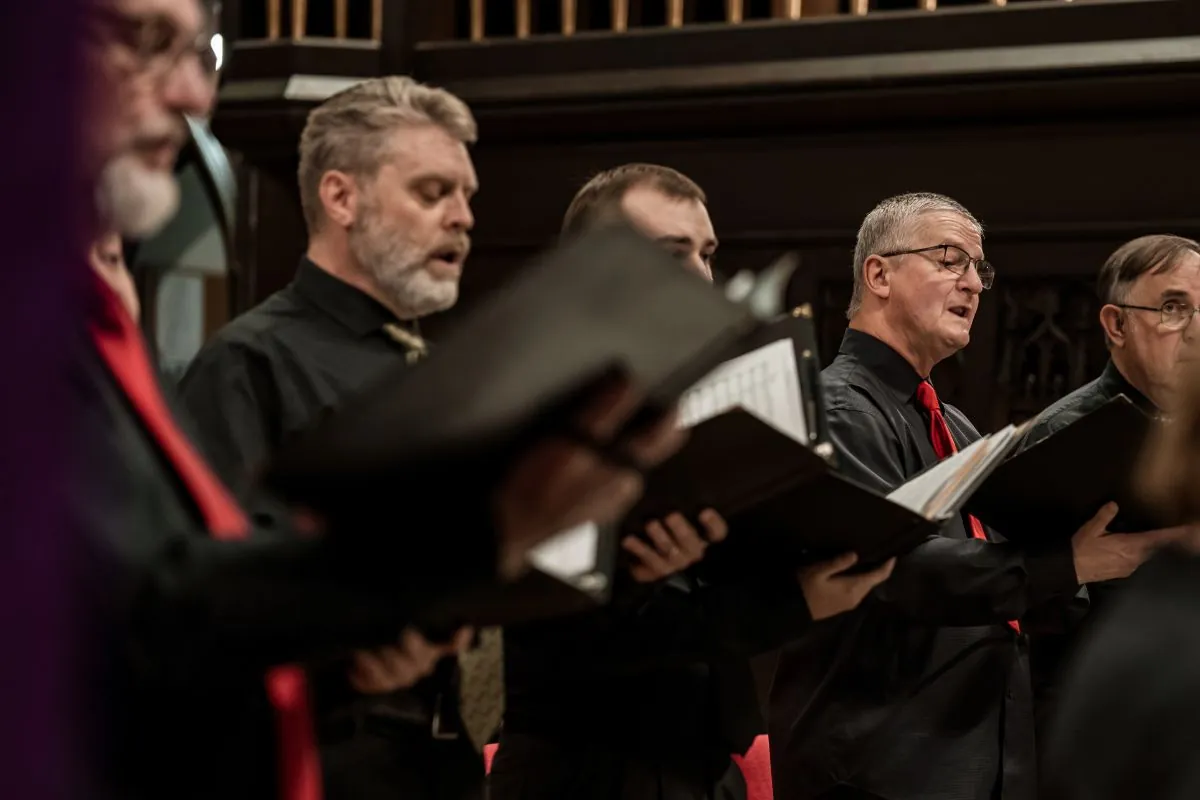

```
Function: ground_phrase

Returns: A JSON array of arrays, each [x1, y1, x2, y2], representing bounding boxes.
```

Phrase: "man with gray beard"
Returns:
[[181, 76, 529, 800], [77, 4, 686, 799]]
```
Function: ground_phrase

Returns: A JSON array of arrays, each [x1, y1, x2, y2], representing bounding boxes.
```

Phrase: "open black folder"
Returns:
[[262, 224, 792, 628], [965, 395, 1172, 539], [621, 317, 1032, 580]]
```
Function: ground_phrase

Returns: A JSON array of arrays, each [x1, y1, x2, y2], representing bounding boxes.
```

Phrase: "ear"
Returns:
[[317, 170, 361, 231], [862, 254, 892, 301], [1099, 304, 1126, 348]]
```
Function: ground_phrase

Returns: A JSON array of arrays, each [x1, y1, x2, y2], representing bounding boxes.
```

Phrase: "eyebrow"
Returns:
[[1159, 288, 1193, 302], [656, 235, 719, 250]]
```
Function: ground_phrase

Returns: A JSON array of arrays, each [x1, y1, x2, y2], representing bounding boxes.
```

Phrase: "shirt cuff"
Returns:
[[1025, 543, 1080, 605]]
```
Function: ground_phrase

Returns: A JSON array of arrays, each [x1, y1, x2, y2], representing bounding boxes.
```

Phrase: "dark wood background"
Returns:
[[213, 0, 1200, 429]]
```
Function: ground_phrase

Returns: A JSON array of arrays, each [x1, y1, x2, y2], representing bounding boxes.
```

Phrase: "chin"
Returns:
[[97, 155, 180, 238]]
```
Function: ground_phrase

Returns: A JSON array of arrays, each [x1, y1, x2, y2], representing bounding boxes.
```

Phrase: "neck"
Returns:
[[306, 234, 400, 320], [1110, 351, 1169, 412], [849, 311, 940, 378]]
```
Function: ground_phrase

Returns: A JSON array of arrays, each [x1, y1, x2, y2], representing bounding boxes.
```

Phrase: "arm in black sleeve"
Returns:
[[175, 339, 278, 500], [828, 402, 1080, 626], [507, 567, 812, 675], [82, 501, 500, 688]]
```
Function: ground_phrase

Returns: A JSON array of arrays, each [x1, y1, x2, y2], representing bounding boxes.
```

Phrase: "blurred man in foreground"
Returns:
[[78, 3, 684, 799]]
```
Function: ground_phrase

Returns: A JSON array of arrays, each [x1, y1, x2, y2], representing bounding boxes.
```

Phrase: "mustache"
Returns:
[[432, 236, 471, 257], [130, 119, 188, 151]]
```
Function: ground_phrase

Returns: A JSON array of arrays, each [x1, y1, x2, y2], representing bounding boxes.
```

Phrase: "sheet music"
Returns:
[[678, 338, 807, 443], [526, 522, 598, 579], [886, 425, 1020, 519]]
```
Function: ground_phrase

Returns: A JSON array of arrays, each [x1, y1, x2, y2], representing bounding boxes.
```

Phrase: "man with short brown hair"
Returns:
[[562, 163, 717, 280], [491, 165, 893, 800]]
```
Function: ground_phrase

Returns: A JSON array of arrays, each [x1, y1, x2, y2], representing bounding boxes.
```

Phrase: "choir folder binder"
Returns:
[[263, 224, 795, 626]]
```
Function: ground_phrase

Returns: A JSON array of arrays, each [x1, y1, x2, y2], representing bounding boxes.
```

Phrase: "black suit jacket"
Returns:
[[72, 335, 498, 800]]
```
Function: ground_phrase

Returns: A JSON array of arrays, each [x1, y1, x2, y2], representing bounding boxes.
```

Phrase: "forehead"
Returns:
[[113, 0, 204, 29], [620, 185, 715, 241], [382, 124, 476, 181], [913, 210, 982, 252], [1130, 251, 1200, 298]]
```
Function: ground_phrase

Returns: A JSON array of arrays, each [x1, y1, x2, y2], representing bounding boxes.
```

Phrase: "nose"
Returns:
[[162, 52, 217, 119], [959, 264, 984, 295], [446, 192, 475, 232], [684, 253, 712, 283]]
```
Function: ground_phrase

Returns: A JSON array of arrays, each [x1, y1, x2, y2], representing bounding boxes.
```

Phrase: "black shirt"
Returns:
[[177, 258, 481, 800], [75, 277, 497, 800], [768, 329, 1080, 800], [178, 258, 416, 507]]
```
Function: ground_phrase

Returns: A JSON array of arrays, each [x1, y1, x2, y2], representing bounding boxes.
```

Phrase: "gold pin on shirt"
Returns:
[[382, 323, 428, 364]]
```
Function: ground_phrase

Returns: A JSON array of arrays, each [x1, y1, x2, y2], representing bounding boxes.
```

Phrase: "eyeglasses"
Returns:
[[89, 5, 219, 80], [879, 244, 995, 290], [1116, 300, 1200, 331]]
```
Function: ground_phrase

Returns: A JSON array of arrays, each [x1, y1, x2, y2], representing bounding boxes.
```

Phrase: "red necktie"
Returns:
[[87, 277, 322, 800], [915, 380, 1020, 634]]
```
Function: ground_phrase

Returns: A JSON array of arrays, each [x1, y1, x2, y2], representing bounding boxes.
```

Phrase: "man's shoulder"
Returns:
[[821, 353, 890, 418], [191, 291, 307, 365], [1027, 377, 1107, 442]]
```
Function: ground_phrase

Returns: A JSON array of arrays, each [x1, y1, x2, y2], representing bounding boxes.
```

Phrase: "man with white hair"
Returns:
[[767, 192, 1181, 800], [76, 5, 684, 799]]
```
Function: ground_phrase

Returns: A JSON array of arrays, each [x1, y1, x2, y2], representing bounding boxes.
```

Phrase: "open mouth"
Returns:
[[430, 248, 464, 268], [948, 305, 971, 320]]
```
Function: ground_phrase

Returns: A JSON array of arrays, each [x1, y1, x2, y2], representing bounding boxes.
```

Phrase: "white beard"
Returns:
[[96, 153, 180, 239], [348, 208, 460, 320]]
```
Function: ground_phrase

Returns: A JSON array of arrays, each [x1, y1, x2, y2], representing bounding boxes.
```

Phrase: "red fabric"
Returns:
[[732, 735, 774, 800], [483, 738, 775, 799], [88, 277, 322, 800], [915, 381, 1019, 633]]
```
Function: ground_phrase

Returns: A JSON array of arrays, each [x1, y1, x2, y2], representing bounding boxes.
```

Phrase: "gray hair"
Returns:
[[297, 76, 477, 231], [847, 192, 983, 319]]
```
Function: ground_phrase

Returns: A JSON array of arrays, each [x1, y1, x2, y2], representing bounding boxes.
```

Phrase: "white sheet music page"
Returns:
[[526, 522, 598, 580], [678, 338, 807, 444]]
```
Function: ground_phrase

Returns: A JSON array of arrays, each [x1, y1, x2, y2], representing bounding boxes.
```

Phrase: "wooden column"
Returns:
[[562, 0, 577, 34], [470, 0, 485, 41], [772, 0, 800, 20], [516, 0, 532, 37], [290, 0, 307, 39], [612, 0, 629, 32], [726, 0, 743, 23], [267, 0, 281, 38]]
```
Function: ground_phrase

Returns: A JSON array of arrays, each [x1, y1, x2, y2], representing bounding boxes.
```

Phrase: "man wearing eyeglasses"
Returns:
[[1018, 235, 1200, 749], [767, 193, 1175, 800], [75, 3, 686, 800]]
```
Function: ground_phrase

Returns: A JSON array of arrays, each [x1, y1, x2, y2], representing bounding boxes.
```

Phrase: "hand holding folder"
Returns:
[[263, 224, 793, 628]]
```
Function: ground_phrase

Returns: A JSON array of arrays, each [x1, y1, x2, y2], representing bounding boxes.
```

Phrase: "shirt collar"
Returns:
[[292, 257, 417, 339], [839, 328, 926, 403], [1098, 359, 1158, 415]]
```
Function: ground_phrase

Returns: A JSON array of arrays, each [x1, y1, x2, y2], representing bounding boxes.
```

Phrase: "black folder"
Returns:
[[620, 311, 1029, 580], [622, 407, 940, 580], [262, 224, 788, 627], [964, 395, 1172, 540]]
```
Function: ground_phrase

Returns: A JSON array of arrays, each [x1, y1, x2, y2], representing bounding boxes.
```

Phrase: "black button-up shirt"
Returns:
[[768, 329, 1080, 800], [178, 258, 418, 506], [177, 258, 482, 800]]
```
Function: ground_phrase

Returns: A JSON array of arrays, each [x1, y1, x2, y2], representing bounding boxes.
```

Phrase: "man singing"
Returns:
[[768, 192, 1182, 800], [76, 5, 684, 799], [491, 164, 895, 800]]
